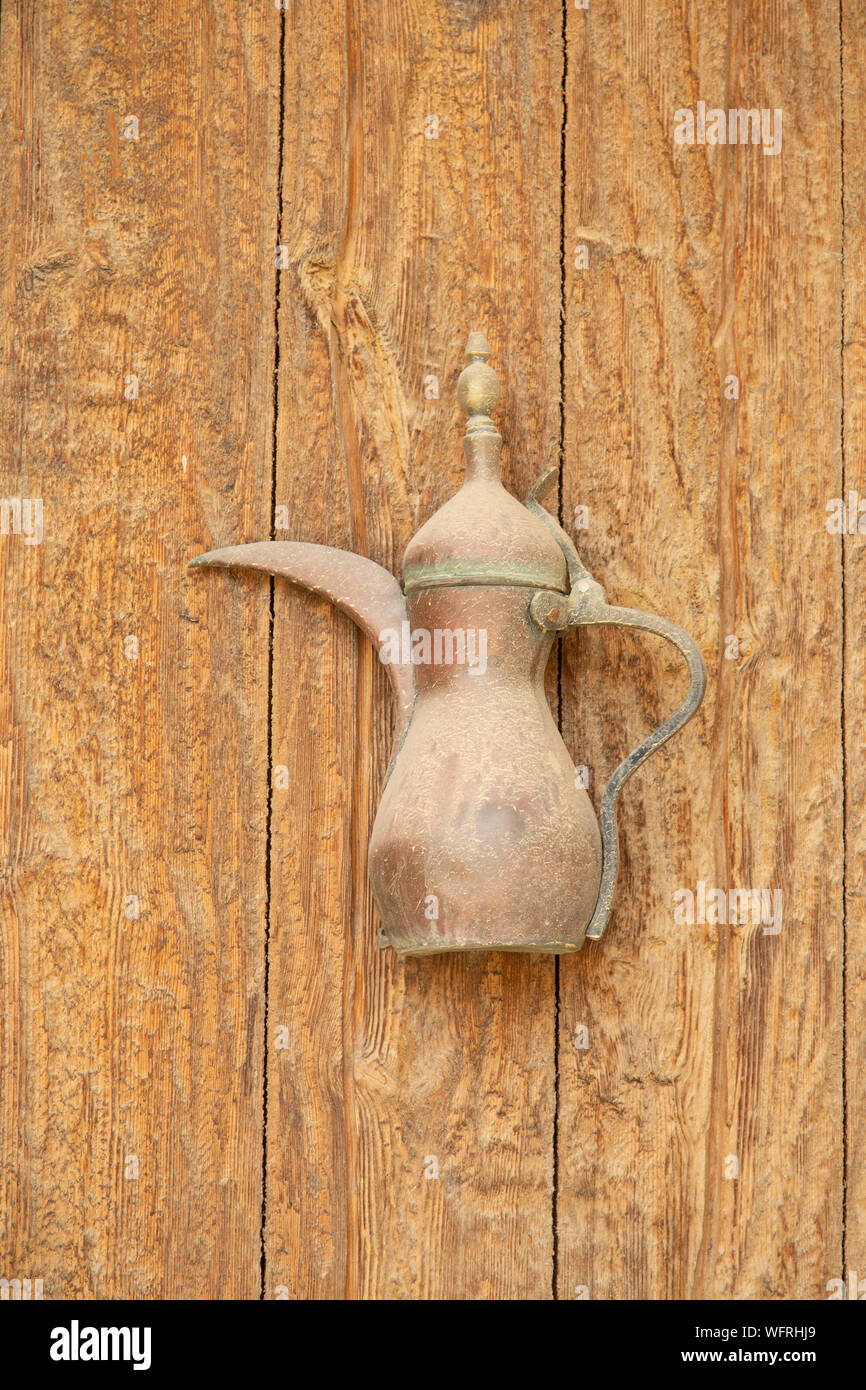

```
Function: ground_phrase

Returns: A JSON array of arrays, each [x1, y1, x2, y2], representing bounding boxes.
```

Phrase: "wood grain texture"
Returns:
[[263, 0, 563, 1299], [557, 0, 844, 1299], [842, 0, 866, 1291], [1, 0, 860, 1305], [0, 0, 277, 1296]]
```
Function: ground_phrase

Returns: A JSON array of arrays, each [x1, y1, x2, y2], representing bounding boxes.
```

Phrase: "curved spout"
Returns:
[[189, 541, 415, 742]]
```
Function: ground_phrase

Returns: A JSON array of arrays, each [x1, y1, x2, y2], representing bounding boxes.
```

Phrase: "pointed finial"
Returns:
[[457, 330, 500, 436], [464, 331, 491, 361]]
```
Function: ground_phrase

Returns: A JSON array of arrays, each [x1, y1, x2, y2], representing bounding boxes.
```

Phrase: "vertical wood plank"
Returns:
[[842, 0, 866, 1294], [0, 0, 278, 1296], [265, 0, 563, 1298], [558, 0, 843, 1299]]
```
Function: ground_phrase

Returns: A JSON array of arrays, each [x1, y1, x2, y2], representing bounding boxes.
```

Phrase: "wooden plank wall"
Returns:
[[0, 1, 277, 1297], [843, 0, 866, 1295], [0, 0, 858, 1301], [558, 0, 844, 1300], [267, 0, 563, 1301]]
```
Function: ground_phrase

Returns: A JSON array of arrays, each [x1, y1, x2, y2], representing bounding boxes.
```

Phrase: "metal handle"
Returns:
[[525, 478, 707, 943], [572, 597, 706, 939], [531, 583, 706, 941]]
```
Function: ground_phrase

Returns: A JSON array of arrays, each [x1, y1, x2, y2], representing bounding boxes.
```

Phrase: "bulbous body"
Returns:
[[369, 586, 602, 954]]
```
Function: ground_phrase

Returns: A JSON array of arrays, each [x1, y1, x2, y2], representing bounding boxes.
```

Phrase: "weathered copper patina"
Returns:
[[190, 334, 706, 955]]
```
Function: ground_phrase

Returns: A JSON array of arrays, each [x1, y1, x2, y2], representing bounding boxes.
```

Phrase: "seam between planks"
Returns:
[[552, 0, 570, 1303], [261, 2, 288, 1302]]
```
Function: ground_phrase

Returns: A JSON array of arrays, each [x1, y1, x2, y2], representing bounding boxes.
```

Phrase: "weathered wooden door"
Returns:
[[1, 0, 860, 1300]]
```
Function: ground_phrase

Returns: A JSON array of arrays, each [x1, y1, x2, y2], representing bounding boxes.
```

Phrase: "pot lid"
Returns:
[[401, 334, 570, 595]]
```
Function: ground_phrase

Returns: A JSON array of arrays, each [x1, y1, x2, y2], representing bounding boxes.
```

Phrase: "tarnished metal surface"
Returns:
[[369, 585, 601, 953], [189, 332, 706, 956], [402, 366, 569, 595]]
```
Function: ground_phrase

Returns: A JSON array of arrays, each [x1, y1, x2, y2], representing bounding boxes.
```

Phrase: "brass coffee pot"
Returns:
[[191, 334, 706, 955]]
